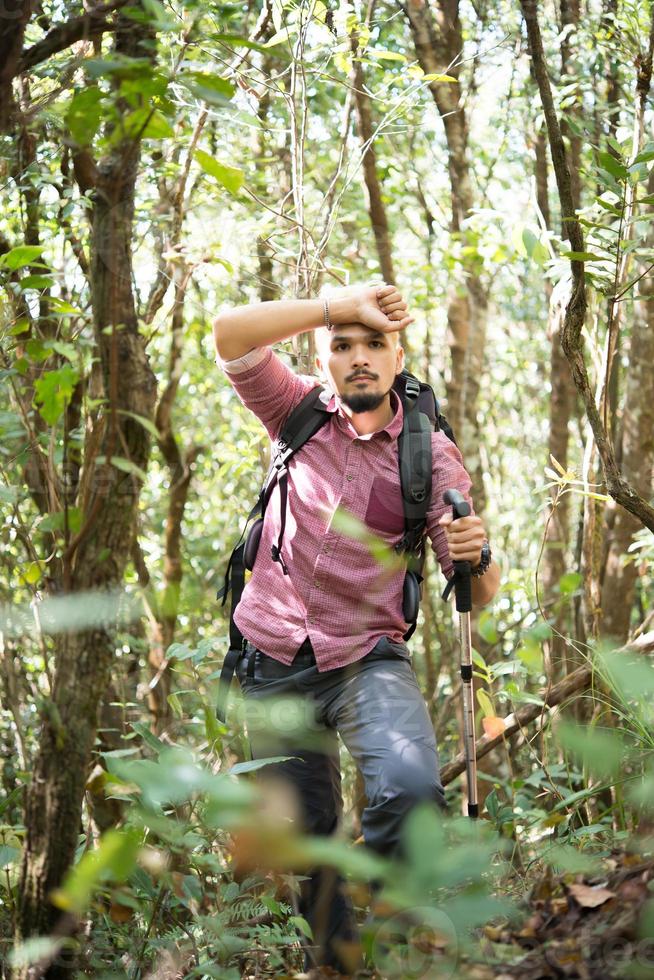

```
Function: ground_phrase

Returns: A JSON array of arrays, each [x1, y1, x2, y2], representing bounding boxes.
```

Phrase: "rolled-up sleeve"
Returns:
[[219, 346, 319, 441], [425, 431, 475, 580]]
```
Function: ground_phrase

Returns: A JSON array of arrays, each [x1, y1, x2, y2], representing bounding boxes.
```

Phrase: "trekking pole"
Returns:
[[442, 489, 478, 819]]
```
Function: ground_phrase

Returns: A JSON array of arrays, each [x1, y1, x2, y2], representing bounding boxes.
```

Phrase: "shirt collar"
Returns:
[[324, 386, 404, 441]]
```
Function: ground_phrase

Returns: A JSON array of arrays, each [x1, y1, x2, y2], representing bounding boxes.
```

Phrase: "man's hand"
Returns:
[[330, 283, 415, 334], [438, 512, 486, 568]]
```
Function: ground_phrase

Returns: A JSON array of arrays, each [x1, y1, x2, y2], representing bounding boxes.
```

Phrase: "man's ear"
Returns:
[[315, 355, 324, 377], [396, 345, 405, 375]]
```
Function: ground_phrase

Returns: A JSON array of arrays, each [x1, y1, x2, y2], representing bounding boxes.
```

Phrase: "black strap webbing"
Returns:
[[215, 644, 245, 722], [271, 471, 289, 574]]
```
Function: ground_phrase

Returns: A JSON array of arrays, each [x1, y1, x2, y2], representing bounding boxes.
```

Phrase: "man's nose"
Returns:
[[351, 345, 370, 366]]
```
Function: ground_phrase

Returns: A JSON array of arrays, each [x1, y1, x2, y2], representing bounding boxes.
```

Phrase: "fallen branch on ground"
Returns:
[[441, 631, 654, 785]]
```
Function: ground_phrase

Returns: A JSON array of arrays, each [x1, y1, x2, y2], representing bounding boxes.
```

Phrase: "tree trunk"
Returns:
[[600, 181, 654, 639], [16, 8, 157, 968], [350, 9, 396, 285], [404, 0, 488, 509], [531, 29, 577, 658], [0, 0, 31, 132]]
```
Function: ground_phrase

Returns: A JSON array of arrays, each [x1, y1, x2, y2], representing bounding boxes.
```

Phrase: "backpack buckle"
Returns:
[[404, 377, 420, 401]]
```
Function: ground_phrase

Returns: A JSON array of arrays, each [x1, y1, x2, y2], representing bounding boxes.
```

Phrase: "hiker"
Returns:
[[212, 282, 500, 974]]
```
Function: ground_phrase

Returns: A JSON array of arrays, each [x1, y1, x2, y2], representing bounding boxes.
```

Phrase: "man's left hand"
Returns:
[[437, 512, 486, 568]]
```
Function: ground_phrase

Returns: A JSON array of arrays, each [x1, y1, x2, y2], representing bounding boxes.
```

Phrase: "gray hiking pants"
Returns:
[[235, 635, 445, 973]]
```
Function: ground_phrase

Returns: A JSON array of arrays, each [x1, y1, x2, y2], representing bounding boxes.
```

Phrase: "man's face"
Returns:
[[315, 324, 405, 413]]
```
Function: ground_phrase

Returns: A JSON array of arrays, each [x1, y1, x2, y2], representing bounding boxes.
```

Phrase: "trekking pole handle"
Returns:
[[443, 489, 473, 613], [443, 488, 470, 521]]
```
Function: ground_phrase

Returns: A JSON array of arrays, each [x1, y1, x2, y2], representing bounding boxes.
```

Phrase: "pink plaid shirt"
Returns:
[[221, 347, 475, 670]]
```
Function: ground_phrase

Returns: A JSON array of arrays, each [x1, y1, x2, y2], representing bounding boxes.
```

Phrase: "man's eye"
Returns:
[[370, 341, 383, 348], [335, 344, 348, 351]]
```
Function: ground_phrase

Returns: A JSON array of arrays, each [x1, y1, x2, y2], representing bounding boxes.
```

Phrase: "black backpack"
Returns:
[[214, 368, 456, 721]]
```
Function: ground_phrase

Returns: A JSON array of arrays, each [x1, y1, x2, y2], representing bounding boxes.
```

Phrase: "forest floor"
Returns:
[[284, 851, 654, 980]]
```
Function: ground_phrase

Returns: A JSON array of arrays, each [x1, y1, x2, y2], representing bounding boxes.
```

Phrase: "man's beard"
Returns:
[[341, 388, 389, 413]]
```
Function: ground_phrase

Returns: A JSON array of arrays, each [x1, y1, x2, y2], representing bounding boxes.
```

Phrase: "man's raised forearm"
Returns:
[[213, 294, 357, 361]]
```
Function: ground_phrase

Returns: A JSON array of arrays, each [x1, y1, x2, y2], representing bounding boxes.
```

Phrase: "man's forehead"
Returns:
[[316, 324, 397, 347]]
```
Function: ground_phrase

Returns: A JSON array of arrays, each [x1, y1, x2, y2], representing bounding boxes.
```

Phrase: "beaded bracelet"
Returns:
[[323, 298, 333, 331]]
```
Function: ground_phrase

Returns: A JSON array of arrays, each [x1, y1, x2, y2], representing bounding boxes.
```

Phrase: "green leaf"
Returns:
[[543, 844, 603, 875], [38, 508, 83, 535], [289, 915, 314, 939], [213, 255, 234, 274], [597, 646, 654, 702], [185, 72, 235, 106], [203, 706, 223, 748], [51, 828, 142, 914], [558, 571, 582, 595], [33, 364, 79, 425], [117, 409, 160, 440], [227, 756, 296, 775], [597, 150, 628, 180], [210, 33, 271, 53], [66, 88, 104, 144], [263, 27, 297, 47], [367, 48, 407, 62], [517, 642, 543, 675], [166, 642, 194, 660], [20, 561, 44, 585], [19, 275, 55, 290], [49, 297, 81, 315], [478, 611, 498, 644], [422, 72, 457, 82], [631, 143, 654, 165], [25, 339, 49, 362], [560, 251, 605, 262], [0, 786, 23, 816], [194, 150, 244, 195], [0, 246, 45, 270], [557, 722, 624, 779], [130, 721, 167, 755], [50, 341, 78, 361], [476, 688, 494, 717], [124, 0, 180, 30], [0, 845, 20, 869], [107, 456, 148, 483], [122, 108, 174, 140]]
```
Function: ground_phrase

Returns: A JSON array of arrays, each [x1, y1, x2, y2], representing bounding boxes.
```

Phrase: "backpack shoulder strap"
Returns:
[[395, 372, 433, 558], [266, 384, 331, 572], [215, 384, 332, 720], [267, 385, 331, 479]]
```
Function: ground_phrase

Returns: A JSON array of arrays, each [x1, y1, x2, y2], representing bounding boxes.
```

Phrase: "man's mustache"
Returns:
[[346, 372, 378, 382]]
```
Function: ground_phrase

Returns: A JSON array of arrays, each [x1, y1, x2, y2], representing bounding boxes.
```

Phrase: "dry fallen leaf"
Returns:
[[482, 715, 507, 738], [567, 882, 615, 908], [109, 901, 134, 923], [550, 896, 569, 916]]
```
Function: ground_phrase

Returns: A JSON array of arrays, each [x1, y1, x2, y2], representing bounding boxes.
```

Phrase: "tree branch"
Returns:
[[442, 631, 654, 786], [19, 0, 130, 74]]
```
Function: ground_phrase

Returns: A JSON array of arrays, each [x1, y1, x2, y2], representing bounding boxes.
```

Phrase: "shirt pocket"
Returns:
[[364, 477, 405, 535]]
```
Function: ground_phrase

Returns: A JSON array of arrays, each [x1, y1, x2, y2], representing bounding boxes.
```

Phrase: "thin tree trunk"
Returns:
[[350, 5, 396, 285], [600, 176, 654, 639], [534, 20, 577, 661], [403, 0, 488, 509]]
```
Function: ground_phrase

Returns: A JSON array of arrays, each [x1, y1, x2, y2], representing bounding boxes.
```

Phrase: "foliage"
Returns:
[[1, 0, 653, 974]]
